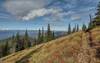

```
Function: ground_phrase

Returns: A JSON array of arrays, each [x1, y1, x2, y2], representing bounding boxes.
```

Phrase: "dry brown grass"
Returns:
[[0, 27, 100, 63]]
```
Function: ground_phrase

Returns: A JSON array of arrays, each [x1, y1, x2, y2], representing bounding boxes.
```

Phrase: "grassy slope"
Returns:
[[0, 27, 100, 63]]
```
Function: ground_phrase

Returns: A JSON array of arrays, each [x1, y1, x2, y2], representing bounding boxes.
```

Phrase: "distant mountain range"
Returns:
[[0, 30, 66, 40]]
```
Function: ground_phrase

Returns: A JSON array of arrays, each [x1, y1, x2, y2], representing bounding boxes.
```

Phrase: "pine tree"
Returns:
[[24, 30, 30, 48], [72, 25, 76, 33], [3, 41, 9, 56], [33, 37, 37, 46], [92, 2, 100, 27], [82, 24, 87, 31], [47, 24, 52, 41], [37, 29, 42, 44], [88, 2, 100, 29], [1, 45, 5, 57], [68, 24, 71, 34], [15, 32, 20, 52], [11, 34, 16, 53], [96, 2, 100, 17], [0, 45, 3, 58], [72, 24, 79, 33], [76, 24, 79, 32], [41, 27, 44, 42], [88, 14, 93, 29], [16, 32, 20, 42], [52, 31, 55, 40]]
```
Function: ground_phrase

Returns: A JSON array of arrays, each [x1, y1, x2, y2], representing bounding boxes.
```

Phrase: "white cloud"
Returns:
[[22, 8, 61, 20], [70, 15, 81, 21], [3, 0, 99, 21], [4, 0, 49, 19], [43, 11, 76, 22]]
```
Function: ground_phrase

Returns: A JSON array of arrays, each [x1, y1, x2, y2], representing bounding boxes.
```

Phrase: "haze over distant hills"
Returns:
[[0, 30, 66, 40]]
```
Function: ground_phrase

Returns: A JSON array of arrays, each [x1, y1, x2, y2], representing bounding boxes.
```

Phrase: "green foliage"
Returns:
[[2, 41, 9, 57], [46, 24, 52, 41], [68, 24, 71, 34], [15, 32, 21, 52], [11, 34, 16, 53], [76, 24, 79, 32], [23, 30, 30, 48], [82, 24, 87, 31], [15, 32, 20, 42], [41, 27, 44, 42], [37, 24, 55, 43], [52, 31, 55, 40], [37, 29, 42, 44], [0, 24, 56, 58], [89, 2, 100, 29], [96, 2, 100, 16], [72, 24, 79, 33], [72, 26, 76, 33]]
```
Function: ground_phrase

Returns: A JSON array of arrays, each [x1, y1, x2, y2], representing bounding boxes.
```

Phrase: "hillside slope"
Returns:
[[0, 27, 100, 63]]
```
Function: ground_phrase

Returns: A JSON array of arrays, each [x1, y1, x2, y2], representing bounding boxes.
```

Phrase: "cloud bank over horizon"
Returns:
[[0, 0, 100, 30], [3, 0, 99, 21]]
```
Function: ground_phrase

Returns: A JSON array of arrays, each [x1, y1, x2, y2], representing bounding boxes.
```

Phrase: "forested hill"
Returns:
[[1, 27, 100, 63]]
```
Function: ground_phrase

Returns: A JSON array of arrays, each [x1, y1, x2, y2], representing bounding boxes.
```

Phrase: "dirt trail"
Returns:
[[74, 30, 99, 63], [77, 30, 100, 63]]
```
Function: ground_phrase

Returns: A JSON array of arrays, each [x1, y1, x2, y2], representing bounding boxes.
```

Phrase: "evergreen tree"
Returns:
[[88, 14, 94, 29], [16, 32, 20, 42], [95, 2, 100, 23], [47, 24, 52, 41], [41, 27, 44, 42], [52, 31, 55, 40], [33, 37, 37, 46], [37, 25, 55, 43], [37, 29, 42, 44], [76, 24, 79, 32], [15, 32, 20, 52], [68, 24, 71, 34], [72, 25, 76, 33], [0, 45, 3, 58], [88, 2, 100, 29], [72, 24, 79, 33], [12, 34, 15, 40], [24, 30, 30, 48], [3, 41, 9, 56], [11, 34, 16, 53], [1, 45, 5, 57], [82, 24, 87, 31], [95, 2, 100, 17]]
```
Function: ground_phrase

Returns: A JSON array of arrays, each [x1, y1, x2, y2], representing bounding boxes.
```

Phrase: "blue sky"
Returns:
[[0, 0, 100, 31]]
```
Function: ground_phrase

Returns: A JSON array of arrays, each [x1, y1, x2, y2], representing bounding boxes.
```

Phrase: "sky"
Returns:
[[0, 0, 100, 31]]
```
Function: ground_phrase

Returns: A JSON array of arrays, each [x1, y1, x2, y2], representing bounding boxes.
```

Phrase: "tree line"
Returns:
[[0, 30, 31, 57], [37, 24, 55, 44], [88, 2, 100, 29], [0, 23, 88, 58], [0, 24, 56, 58]]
